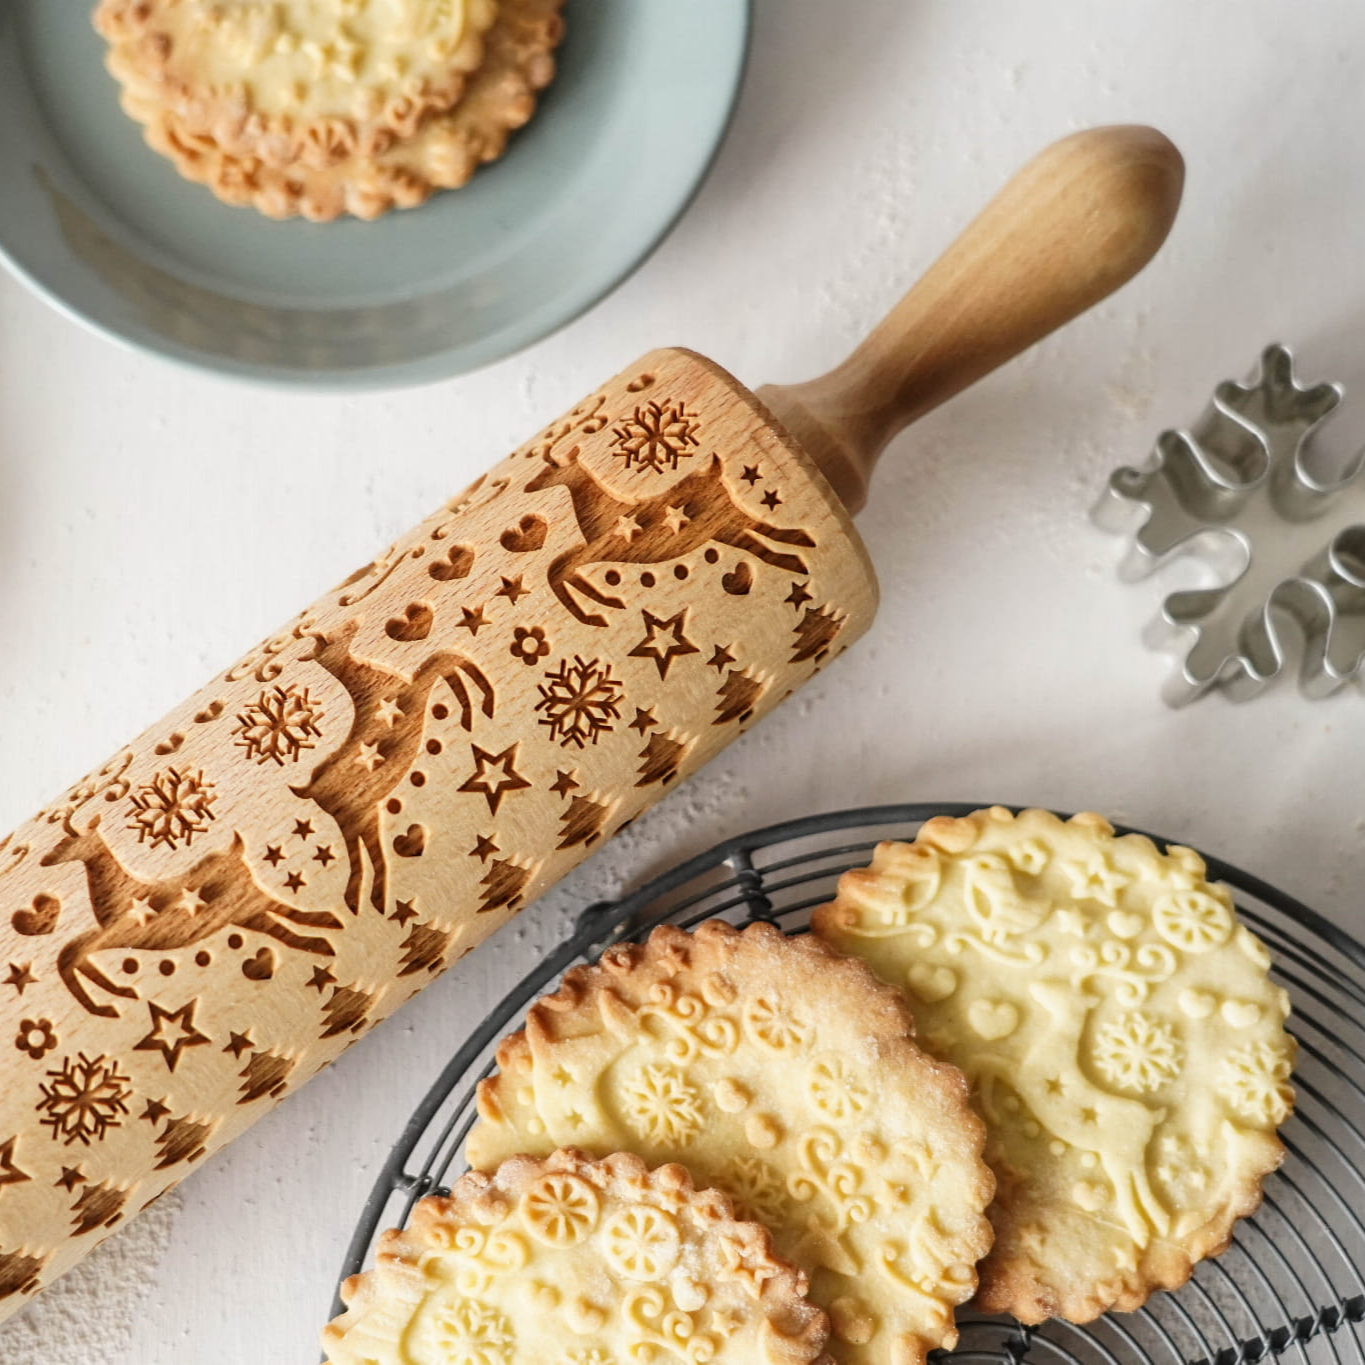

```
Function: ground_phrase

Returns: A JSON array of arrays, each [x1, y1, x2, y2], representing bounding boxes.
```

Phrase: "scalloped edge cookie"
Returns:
[[467, 920, 997, 1365], [107, 0, 562, 220], [813, 807, 1295, 1325], [322, 1149, 833, 1365], [95, 0, 499, 170]]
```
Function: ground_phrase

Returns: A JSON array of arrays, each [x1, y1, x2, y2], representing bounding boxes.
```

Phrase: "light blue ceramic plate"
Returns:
[[0, 2, 750, 389]]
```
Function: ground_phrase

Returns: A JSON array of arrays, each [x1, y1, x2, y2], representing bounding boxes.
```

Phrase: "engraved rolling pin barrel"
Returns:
[[0, 126, 1182, 1314]]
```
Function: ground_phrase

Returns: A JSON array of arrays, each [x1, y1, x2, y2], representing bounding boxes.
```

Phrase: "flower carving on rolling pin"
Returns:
[[14, 1019, 57, 1061]]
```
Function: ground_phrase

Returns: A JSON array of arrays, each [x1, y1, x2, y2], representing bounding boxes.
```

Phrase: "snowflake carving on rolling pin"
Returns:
[[535, 656, 624, 748], [1095, 344, 1365, 703], [232, 684, 324, 766], [127, 768, 217, 849]]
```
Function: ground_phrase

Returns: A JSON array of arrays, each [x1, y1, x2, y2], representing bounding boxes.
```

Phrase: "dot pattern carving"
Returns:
[[0, 348, 875, 1318], [466, 921, 994, 1365], [813, 807, 1296, 1326], [321, 1150, 829, 1365]]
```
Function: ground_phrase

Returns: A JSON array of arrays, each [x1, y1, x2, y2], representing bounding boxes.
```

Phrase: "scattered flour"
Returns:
[[0, 1188, 183, 1362]]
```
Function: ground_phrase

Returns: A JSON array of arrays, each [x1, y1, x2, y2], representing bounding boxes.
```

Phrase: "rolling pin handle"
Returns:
[[756, 125, 1185, 513]]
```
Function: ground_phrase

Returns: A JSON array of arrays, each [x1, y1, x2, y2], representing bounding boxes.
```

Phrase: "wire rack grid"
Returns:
[[332, 803, 1365, 1365]]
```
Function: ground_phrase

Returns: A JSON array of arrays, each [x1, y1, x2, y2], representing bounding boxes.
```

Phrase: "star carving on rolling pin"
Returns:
[[629, 609, 699, 680], [495, 575, 529, 604], [139, 1097, 171, 1126], [134, 1000, 210, 1073], [176, 888, 207, 917], [4, 963, 37, 995], [458, 744, 532, 814], [613, 513, 644, 543], [661, 504, 691, 534], [224, 1031, 254, 1059], [458, 605, 490, 635], [129, 896, 158, 927], [469, 834, 500, 862], [353, 742, 384, 772], [374, 697, 405, 727]]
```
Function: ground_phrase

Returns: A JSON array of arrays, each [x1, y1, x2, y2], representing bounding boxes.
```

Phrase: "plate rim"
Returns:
[[0, 1, 754, 391]]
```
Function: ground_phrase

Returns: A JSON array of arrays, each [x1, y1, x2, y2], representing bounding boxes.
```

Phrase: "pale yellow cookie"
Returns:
[[119, 0, 562, 220], [322, 1149, 831, 1365], [466, 921, 995, 1365], [812, 807, 1295, 1324], [95, 0, 499, 169]]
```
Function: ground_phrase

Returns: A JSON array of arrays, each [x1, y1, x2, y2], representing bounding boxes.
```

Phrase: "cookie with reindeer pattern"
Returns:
[[466, 920, 995, 1365], [813, 807, 1295, 1324], [322, 1149, 831, 1365]]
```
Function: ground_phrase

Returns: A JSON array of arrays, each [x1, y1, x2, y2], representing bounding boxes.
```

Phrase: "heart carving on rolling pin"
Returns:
[[241, 948, 276, 981], [500, 515, 548, 553], [428, 545, 475, 581], [385, 603, 434, 642], [392, 825, 427, 858], [721, 562, 753, 596], [12, 894, 60, 936]]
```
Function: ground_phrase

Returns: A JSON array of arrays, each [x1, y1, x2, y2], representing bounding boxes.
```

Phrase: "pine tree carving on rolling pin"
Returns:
[[0, 127, 1183, 1316]]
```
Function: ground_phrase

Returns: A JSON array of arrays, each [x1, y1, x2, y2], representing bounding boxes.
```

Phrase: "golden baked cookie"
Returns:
[[813, 807, 1295, 1324], [322, 1149, 831, 1365], [95, 0, 499, 169], [466, 920, 995, 1365], [107, 0, 562, 220]]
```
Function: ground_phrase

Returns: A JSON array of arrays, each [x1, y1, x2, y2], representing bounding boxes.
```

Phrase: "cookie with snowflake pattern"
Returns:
[[813, 807, 1295, 1324], [467, 920, 995, 1365], [95, 0, 499, 170], [322, 1149, 830, 1365], [106, 0, 563, 220]]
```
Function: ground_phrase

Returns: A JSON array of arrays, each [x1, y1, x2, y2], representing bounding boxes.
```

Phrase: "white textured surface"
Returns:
[[3, 1, 1365, 1360]]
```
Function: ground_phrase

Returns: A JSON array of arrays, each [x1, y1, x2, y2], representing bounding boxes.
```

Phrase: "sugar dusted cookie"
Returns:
[[95, 0, 499, 169], [117, 0, 562, 220], [467, 921, 995, 1365], [322, 1150, 830, 1365], [813, 807, 1295, 1324]]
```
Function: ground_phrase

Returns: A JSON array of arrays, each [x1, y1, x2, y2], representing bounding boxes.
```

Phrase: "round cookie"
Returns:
[[467, 920, 995, 1365], [812, 807, 1295, 1324], [322, 1150, 830, 1365], [117, 0, 562, 220], [95, 0, 499, 169]]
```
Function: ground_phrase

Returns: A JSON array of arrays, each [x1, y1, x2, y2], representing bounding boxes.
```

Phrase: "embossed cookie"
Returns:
[[95, 0, 499, 170], [466, 921, 995, 1365], [322, 1149, 831, 1365], [813, 807, 1295, 1324], [118, 0, 562, 220]]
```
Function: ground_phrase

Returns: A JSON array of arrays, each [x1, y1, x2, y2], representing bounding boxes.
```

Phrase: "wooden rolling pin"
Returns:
[[0, 126, 1182, 1317]]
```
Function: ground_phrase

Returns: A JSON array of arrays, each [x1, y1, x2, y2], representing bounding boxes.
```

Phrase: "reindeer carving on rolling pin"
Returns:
[[0, 128, 1182, 1317]]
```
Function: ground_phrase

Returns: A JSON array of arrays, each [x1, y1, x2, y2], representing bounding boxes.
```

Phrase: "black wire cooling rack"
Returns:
[[332, 803, 1365, 1365]]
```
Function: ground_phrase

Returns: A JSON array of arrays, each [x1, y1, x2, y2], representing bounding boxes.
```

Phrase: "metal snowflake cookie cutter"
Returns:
[[1093, 342, 1365, 704]]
